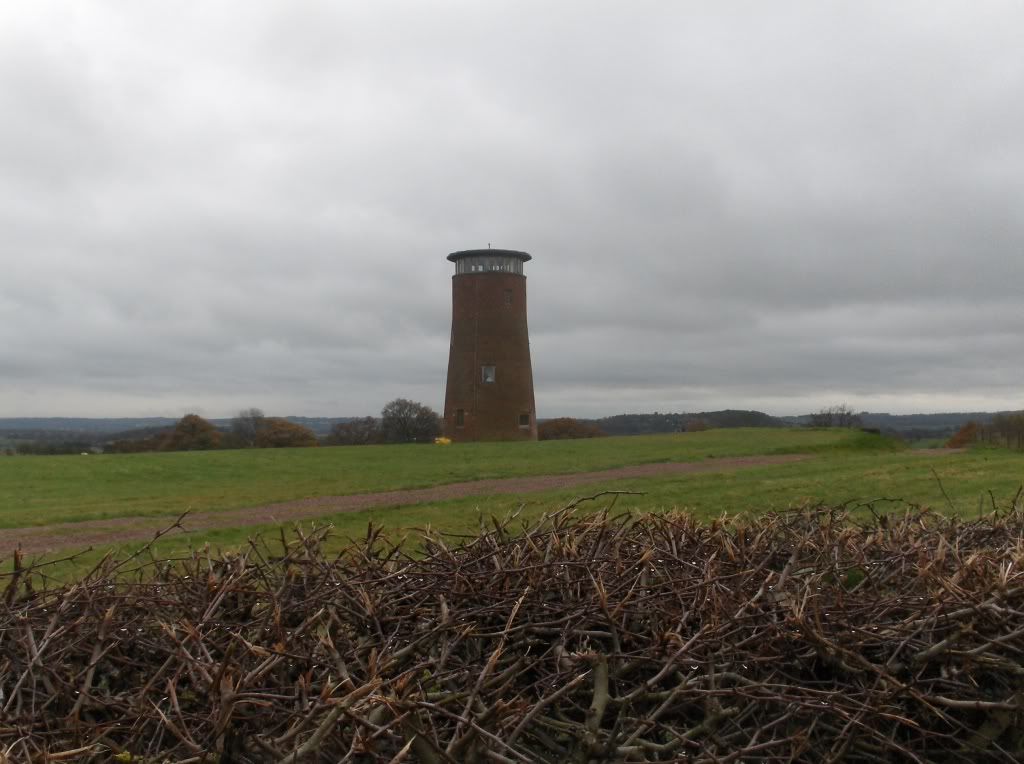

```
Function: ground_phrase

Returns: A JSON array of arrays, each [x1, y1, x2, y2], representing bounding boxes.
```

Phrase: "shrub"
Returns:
[[808, 404, 862, 428], [161, 414, 222, 451], [254, 418, 318, 448], [538, 417, 607, 440], [328, 417, 382, 446], [946, 420, 980, 448]]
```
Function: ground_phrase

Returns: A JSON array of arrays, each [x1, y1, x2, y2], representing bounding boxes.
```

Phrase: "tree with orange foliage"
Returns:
[[945, 421, 979, 448], [254, 418, 318, 448], [537, 418, 607, 441], [162, 414, 222, 451]]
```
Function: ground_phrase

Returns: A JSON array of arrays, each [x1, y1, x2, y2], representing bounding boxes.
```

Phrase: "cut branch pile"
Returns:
[[3, 502, 1024, 762]]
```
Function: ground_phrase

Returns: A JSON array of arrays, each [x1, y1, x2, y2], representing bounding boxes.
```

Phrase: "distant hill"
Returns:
[[780, 411, 1002, 440], [781, 412, 997, 430], [277, 417, 356, 436], [568, 409, 1010, 439], [577, 410, 785, 436], [858, 412, 998, 431], [0, 417, 179, 434]]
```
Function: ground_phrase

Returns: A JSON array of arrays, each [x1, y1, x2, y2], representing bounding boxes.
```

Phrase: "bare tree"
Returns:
[[809, 404, 862, 429], [230, 408, 266, 447], [328, 417, 382, 446], [380, 399, 442, 443], [985, 412, 1024, 449]]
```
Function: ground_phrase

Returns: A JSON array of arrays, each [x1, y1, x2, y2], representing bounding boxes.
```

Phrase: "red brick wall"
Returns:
[[443, 272, 537, 441]]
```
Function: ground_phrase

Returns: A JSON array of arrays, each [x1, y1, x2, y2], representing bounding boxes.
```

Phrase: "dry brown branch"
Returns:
[[3, 501, 1024, 761]]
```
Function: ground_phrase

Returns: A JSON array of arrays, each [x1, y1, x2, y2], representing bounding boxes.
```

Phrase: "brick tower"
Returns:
[[443, 248, 537, 441]]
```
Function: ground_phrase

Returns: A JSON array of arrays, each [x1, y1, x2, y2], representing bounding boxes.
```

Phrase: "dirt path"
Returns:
[[1, 454, 820, 556]]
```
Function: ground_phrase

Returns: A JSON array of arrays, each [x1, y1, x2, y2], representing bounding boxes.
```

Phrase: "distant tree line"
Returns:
[[0, 427, 107, 455], [99, 400, 444, 454], [104, 410, 320, 452], [795, 411, 1001, 443], [8, 440, 95, 456], [16, 402, 1007, 455], [946, 413, 1024, 450], [327, 399, 442, 445], [808, 404, 862, 429]]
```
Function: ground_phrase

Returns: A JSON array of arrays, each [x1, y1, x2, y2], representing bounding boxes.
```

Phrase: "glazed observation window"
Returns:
[[455, 257, 524, 275]]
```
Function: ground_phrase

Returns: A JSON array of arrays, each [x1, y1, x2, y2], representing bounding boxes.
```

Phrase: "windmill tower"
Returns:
[[443, 249, 537, 441]]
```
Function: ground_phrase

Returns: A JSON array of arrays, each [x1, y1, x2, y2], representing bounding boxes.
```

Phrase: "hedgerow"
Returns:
[[2, 498, 1023, 762]]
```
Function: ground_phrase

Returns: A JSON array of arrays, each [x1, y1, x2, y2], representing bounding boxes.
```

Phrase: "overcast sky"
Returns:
[[2, 2, 1022, 419]]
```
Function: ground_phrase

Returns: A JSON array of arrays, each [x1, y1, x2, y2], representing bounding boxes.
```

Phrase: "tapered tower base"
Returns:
[[443, 249, 537, 442]]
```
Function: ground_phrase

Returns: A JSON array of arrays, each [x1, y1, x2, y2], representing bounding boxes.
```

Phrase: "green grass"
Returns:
[[262, 446, 1024, 542], [17, 432, 1024, 582], [5, 428, 1024, 581], [0, 428, 854, 528]]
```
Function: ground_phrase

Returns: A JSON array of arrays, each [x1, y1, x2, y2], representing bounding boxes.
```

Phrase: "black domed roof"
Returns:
[[447, 249, 532, 262]]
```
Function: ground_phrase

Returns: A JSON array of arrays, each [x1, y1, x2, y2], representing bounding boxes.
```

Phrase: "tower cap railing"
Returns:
[[447, 249, 532, 263]]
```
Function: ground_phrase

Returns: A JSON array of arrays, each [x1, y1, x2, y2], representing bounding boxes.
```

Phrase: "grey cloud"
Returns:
[[1, 2, 1023, 418]]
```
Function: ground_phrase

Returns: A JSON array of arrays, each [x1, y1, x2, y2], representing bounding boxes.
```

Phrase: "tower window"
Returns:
[[519, 413, 530, 427], [481, 365, 496, 383], [504, 289, 512, 305], [456, 409, 465, 427]]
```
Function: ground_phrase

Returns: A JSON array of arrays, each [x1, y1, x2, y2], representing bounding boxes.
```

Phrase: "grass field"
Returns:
[[0, 427, 858, 528], [2, 428, 1022, 573]]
